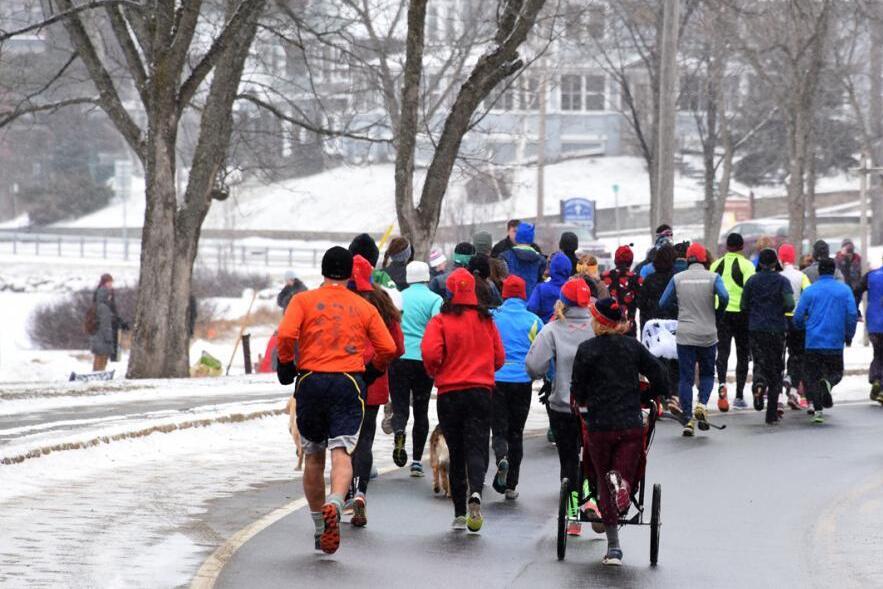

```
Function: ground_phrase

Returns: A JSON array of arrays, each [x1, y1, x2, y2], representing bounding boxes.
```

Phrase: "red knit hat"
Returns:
[[445, 268, 478, 306], [686, 243, 707, 263], [501, 274, 527, 300], [778, 243, 796, 265], [559, 278, 591, 308], [351, 255, 374, 292], [614, 245, 634, 267]]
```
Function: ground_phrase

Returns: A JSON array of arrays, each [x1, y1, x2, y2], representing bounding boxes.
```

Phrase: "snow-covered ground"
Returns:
[[55, 156, 859, 234]]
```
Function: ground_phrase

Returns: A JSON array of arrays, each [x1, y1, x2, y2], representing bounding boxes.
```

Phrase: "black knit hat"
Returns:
[[348, 233, 380, 267], [758, 248, 779, 269], [819, 257, 836, 275], [590, 297, 624, 327], [726, 233, 744, 251], [468, 253, 491, 280], [322, 246, 353, 280], [559, 231, 579, 253]]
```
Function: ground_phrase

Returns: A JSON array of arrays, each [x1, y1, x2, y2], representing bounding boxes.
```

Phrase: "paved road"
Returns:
[[215, 403, 883, 589]]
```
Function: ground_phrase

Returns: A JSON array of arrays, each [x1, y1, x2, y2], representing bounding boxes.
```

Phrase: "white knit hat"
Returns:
[[406, 261, 431, 284], [429, 248, 447, 268]]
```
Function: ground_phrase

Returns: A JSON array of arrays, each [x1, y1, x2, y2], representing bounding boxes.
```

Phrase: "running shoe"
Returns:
[[314, 535, 322, 552], [505, 489, 519, 501], [821, 380, 834, 408], [733, 397, 749, 409], [380, 402, 394, 435], [787, 390, 801, 410], [807, 407, 815, 416], [752, 383, 765, 411], [606, 471, 630, 514], [765, 417, 780, 426], [871, 381, 882, 402], [682, 419, 695, 437], [581, 498, 605, 534], [717, 384, 730, 412], [351, 494, 367, 527], [466, 493, 483, 532], [777, 401, 785, 418], [567, 521, 583, 536], [492, 458, 509, 494], [451, 516, 467, 531], [410, 461, 424, 478], [393, 430, 408, 467], [602, 548, 623, 566], [319, 502, 341, 554], [694, 404, 710, 431], [343, 488, 354, 517], [812, 410, 824, 424], [370, 466, 379, 480], [667, 396, 682, 416], [799, 396, 808, 410]]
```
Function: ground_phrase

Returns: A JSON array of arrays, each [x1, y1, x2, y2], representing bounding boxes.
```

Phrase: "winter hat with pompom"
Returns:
[[560, 278, 591, 308], [591, 297, 624, 328], [614, 245, 634, 267]]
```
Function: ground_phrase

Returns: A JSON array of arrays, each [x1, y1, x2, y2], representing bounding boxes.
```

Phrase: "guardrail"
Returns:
[[0, 232, 324, 270]]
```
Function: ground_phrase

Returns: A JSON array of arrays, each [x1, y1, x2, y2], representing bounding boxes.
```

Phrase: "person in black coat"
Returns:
[[636, 244, 678, 332], [571, 298, 667, 567]]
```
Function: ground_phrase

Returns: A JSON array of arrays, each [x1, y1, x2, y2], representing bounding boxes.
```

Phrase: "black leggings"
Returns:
[[548, 408, 582, 499], [717, 311, 751, 397], [390, 359, 434, 461], [437, 388, 492, 516], [750, 331, 785, 422], [491, 382, 532, 490], [803, 352, 844, 411], [351, 405, 379, 495]]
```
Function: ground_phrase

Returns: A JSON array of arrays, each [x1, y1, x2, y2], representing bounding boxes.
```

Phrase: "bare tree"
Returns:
[[2, 0, 268, 378]]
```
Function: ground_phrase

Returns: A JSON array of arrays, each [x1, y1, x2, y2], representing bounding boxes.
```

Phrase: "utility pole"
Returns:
[[654, 0, 679, 233], [536, 67, 548, 228]]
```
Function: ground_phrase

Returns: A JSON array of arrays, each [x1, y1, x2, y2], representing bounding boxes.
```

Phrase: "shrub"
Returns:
[[28, 288, 136, 350], [191, 268, 273, 298]]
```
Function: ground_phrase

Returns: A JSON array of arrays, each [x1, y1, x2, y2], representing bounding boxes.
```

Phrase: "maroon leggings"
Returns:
[[587, 427, 644, 526]]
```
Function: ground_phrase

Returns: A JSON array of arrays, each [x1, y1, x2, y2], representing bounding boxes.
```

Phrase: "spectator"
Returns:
[[277, 270, 308, 311], [89, 273, 128, 372]]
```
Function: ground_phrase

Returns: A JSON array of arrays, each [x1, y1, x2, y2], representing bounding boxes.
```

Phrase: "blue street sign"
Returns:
[[561, 198, 595, 231]]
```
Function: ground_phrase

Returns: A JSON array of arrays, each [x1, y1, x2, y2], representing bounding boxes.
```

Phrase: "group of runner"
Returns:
[[275, 221, 871, 566]]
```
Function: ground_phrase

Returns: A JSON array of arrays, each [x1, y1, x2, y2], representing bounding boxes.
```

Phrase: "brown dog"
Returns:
[[284, 396, 304, 470], [429, 425, 450, 497]]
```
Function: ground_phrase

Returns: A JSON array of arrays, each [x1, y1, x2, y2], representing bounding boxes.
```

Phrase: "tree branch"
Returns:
[[0, 0, 143, 43], [105, 4, 148, 106], [0, 98, 98, 129]]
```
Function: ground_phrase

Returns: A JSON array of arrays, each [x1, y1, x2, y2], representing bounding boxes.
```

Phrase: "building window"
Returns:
[[519, 76, 540, 110], [561, 75, 582, 111], [584, 75, 605, 110]]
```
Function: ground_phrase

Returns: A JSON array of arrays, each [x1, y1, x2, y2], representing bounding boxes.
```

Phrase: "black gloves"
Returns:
[[363, 363, 385, 386], [277, 361, 297, 386], [538, 380, 552, 406]]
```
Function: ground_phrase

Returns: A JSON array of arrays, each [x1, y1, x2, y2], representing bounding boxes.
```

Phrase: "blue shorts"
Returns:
[[295, 372, 365, 455]]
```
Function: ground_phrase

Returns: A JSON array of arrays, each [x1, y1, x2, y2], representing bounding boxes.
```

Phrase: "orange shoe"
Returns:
[[319, 503, 341, 554], [717, 384, 730, 412]]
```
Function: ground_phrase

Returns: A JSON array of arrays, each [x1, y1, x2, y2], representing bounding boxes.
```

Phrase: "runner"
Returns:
[[792, 258, 858, 423], [491, 275, 543, 500], [778, 243, 811, 409], [710, 233, 755, 410], [527, 251, 573, 323], [835, 238, 863, 308], [637, 224, 674, 279], [602, 245, 642, 336], [740, 249, 794, 424], [525, 279, 596, 536], [421, 268, 505, 532], [857, 257, 883, 400], [389, 261, 443, 475], [491, 219, 522, 258], [276, 246, 397, 554], [559, 231, 580, 275], [500, 222, 546, 297], [636, 243, 678, 333], [804, 240, 845, 283], [576, 255, 609, 300], [428, 248, 447, 280], [659, 243, 730, 437], [571, 297, 668, 566], [473, 230, 509, 290], [349, 233, 398, 290], [429, 242, 475, 296], [381, 237, 413, 291], [348, 255, 405, 527], [469, 254, 504, 307]]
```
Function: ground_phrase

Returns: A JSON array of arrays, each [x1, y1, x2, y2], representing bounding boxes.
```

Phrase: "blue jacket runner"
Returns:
[[493, 298, 543, 383], [793, 275, 858, 352]]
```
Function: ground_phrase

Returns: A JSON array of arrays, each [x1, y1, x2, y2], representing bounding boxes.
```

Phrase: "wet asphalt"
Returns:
[[215, 403, 883, 589]]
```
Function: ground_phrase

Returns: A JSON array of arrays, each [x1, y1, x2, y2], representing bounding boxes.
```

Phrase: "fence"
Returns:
[[0, 232, 324, 270]]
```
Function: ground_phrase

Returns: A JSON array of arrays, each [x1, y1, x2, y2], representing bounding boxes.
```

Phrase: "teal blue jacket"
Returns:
[[401, 283, 443, 361]]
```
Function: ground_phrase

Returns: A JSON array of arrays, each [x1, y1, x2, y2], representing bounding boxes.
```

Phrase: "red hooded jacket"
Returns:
[[421, 309, 505, 395]]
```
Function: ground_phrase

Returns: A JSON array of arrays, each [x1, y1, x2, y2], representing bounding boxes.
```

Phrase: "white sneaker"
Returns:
[[505, 489, 519, 501], [451, 516, 467, 530]]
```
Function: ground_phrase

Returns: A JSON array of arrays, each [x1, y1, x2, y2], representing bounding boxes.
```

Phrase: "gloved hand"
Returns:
[[538, 380, 552, 406], [277, 361, 297, 386], [846, 337, 853, 347], [363, 363, 384, 386]]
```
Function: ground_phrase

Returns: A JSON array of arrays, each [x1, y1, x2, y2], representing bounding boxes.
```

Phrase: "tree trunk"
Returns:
[[871, 15, 883, 244], [805, 143, 818, 244], [786, 107, 807, 247]]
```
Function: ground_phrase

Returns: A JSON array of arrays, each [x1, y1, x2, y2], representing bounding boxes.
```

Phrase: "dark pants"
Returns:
[[870, 334, 883, 384], [390, 359, 434, 461], [677, 344, 716, 419], [663, 358, 679, 399], [586, 427, 644, 526], [803, 352, 844, 411], [717, 311, 751, 397], [785, 319, 806, 388], [548, 408, 583, 500], [351, 405, 379, 494], [749, 331, 786, 422], [491, 382, 533, 490], [437, 388, 492, 516]]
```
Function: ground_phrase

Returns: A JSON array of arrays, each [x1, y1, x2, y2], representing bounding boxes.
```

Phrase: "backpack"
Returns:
[[84, 303, 98, 335]]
